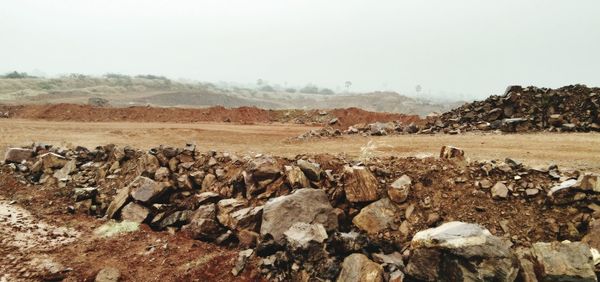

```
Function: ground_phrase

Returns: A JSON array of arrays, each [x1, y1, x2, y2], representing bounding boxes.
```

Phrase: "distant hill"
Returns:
[[0, 75, 458, 116]]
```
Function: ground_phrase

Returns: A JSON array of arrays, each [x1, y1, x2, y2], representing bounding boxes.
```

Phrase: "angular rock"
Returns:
[[221, 205, 263, 232], [343, 166, 379, 203], [40, 152, 67, 169], [478, 179, 493, 189], [492, 182, 509, 199], [201, 174, 216, 191], [515, 247, 538, 282], [439, 145, 465, 160], [297, 159, 321, 181], [285, 165, 310, 189], [575, 173, 600, 193], [120, 202, 150, 223], [154, 167, 170, 182], [231, 249, 254, 276], [336, 253, 384, 282], [53, 159, 76, 181], [181, 204, 223, 241], [252, 162, 281, 181], [261, 188, 338, 241], [352, 198, 400, 234], [583, 220, 600, 251], [129, 176, 168, 203], [106, 186, 131, 219], [73, 187, 97, 202], [284, 222, 328, 250], [195, 191, 221, 205], [156, 210, 192, 229], [95, 267, 121, 282], [406, 221, 519, 282], [4, 148, 33, 164], [388, 175, 411, 203], [532, 241, 597, 282]]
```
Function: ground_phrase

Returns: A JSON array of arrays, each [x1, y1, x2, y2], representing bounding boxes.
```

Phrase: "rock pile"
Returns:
[[424, 84, 600, 134], [3, 143, 600, 281], [295, 121, 420, 140], [295, 84, 600, 139]]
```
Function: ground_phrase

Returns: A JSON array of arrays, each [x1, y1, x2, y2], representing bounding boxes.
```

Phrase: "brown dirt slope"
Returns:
[[0, 104, 420, 128]]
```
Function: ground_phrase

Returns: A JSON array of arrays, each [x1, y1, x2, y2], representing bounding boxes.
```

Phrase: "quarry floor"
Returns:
[[2, 119, 599, 173]]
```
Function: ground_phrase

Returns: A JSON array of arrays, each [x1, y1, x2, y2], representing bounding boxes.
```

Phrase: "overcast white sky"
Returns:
[[1, 0, 599, 99]]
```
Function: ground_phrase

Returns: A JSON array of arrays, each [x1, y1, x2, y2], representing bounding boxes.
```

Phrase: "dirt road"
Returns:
[[2, 119, 599, 172]]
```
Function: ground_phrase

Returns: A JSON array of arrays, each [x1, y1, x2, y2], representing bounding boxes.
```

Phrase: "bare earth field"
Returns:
[[2, 119, 599, 173]]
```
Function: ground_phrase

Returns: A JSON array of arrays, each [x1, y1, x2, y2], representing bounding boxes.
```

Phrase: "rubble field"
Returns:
[[1, 142, 599, 281]]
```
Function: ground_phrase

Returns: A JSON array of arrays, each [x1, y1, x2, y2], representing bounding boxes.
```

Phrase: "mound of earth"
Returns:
[[2, 143, 599, 280], [0, 103, 420, 128]]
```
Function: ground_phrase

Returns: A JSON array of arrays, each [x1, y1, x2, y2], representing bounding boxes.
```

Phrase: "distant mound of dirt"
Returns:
[[0, 103, 420, 126]]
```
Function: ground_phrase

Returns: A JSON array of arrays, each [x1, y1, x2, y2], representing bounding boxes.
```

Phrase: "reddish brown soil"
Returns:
[[0, 104, 421, 128], [0, 171, 263, 281]]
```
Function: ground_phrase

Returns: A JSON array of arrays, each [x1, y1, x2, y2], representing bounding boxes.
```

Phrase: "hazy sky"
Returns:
[[2, 0, 599, 99]]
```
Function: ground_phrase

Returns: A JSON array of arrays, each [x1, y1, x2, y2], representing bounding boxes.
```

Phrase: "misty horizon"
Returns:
[[2, 0, 599, 100]]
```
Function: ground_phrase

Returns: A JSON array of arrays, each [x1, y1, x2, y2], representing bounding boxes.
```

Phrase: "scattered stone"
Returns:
[[575, 173, 600, 193], [182, 204, 223, 241], [106, 186, 131, 219], [525, 188, 539, 197], [285, 165, 310, 189], [284, 222, 328, 250], [492, 182, 509, 199], [95, 267, 120, 282], [297, 159, 321, 181], [336, 253, 384, 282], [388, 175, 411, 203], [4, 148, 33, 163], [231, 249, 254, 276], [120, 202, 150, 223], [261, 188, 338, 241], [478, 179, 493, 189], [155, 210, 192, 229], [439, 145, 465, 160], [129, 176, 168, 203], [406, 221, 519, 281], [531, 241, 597, 282], [343, 166, 379, 203], [352, 198, 400, 234]]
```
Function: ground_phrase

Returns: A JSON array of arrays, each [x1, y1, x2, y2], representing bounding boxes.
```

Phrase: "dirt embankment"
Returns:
[[0, 104, 420, 128]]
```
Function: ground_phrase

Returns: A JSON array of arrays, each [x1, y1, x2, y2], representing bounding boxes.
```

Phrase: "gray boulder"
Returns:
[[129, 176, 168, 203], [4, 148, 33, 164], [261, 188, 338, 241]]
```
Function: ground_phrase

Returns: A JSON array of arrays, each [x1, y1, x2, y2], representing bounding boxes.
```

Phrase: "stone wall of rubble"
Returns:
[[3, 144, 600, 281]]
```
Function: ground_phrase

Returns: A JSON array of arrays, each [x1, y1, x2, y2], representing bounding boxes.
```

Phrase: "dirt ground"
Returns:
[[0, 172, 262, 281], [2, 119, 600, 173]]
